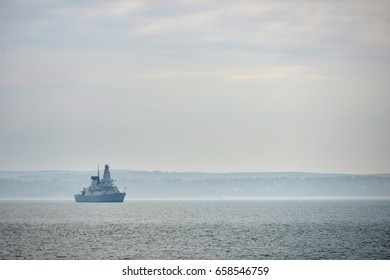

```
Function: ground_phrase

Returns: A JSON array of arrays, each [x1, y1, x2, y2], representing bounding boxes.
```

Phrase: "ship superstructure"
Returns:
[[74, 164, 126, 202]]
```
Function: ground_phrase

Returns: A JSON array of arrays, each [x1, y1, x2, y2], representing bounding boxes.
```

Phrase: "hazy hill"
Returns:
[[0, 170, 389, 199]]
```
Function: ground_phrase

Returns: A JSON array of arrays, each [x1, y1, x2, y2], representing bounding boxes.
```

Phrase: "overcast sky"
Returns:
[[1, 0, 389, 173]]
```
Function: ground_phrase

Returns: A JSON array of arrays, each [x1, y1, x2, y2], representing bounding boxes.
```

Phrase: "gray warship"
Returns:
[[74, 164, 126, 202]]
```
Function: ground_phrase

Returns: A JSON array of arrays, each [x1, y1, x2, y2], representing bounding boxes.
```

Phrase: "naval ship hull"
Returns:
[[74, 192, 126, 203]]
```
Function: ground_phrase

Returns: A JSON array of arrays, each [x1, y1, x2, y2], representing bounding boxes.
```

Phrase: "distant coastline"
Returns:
[[0, 170, 389, 200]]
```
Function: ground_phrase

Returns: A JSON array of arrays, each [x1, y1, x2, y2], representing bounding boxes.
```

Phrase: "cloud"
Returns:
[[1, 0, 389, 172], [2, 0, 388, 54], [227, 65, 327, 82], [130, 0, 390, 52], [51, 0, 145, 19], [134, 10, 218, 35]]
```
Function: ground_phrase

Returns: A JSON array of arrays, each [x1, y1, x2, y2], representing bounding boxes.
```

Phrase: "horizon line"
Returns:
[[0, 169, 389, 176]]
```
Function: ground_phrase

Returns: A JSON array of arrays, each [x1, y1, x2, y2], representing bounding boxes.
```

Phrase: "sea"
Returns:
[[0, 199, 389, 260]]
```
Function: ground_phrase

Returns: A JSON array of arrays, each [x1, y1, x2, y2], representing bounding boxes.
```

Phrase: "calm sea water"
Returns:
[[0, 200, 389, 259]]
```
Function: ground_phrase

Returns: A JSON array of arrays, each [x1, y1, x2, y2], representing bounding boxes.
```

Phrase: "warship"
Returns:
[[74, 164, 126, 202]]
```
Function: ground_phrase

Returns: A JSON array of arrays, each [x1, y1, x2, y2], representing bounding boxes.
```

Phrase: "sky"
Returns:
[[0, 0, 389, 173]]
